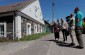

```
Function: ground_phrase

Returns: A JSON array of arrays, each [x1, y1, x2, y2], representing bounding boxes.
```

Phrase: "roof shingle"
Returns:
[[0, 0, 35, 13]]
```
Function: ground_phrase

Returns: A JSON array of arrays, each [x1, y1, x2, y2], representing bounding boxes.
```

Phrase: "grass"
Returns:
[[0, 37, 10, 42], [83, 22, 85, 28], [82, 22, 85, 34], [19, 32, 50, 41], [0, 32, 50, 42]]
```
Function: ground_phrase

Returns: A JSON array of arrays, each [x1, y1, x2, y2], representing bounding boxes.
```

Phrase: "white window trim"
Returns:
[[0, 22, 6, 37], [26, 23, 31, 35], [34, 24, 37, 33]]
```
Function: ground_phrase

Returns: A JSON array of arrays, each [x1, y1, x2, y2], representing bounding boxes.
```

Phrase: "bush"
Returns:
[[19, 32, 50, 41], [0, 37, 9, 42], [83, 22, 85, 28], [82, 22, 85, 33]]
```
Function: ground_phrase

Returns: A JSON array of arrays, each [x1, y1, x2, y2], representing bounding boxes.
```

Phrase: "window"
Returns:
[[0, 23, 6, 37], [26, 23, 31, 35]]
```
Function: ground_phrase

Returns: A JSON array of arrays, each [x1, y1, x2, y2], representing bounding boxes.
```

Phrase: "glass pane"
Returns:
[[0, 25, 4, 37]]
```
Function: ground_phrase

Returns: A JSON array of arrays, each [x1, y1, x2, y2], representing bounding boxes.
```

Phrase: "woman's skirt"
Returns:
[[54, 32, 59, 39]]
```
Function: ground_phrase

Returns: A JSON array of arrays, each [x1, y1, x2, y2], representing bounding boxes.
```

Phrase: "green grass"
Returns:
[[19, 32, 50, 41], [0, 37, 9, 42], [82, 22, 85, 34], [83, 22, 85, 28]]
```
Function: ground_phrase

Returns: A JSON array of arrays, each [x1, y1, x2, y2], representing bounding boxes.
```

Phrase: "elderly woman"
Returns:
[[53, 20, 60, 40], [61, 18, 68, 42]]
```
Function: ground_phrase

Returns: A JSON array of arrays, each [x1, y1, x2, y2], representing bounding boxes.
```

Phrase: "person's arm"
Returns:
[[64, 22, 68, 30], [76, 18, 79, 24]]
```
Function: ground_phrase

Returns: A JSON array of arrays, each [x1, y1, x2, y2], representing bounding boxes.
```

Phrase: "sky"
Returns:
[[40, 0, 85, 22], [0, 0, 85, 22]]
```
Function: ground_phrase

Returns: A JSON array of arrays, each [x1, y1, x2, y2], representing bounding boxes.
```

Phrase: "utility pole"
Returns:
[[52, 0, 54, 33], [52, 0, 54, 23]]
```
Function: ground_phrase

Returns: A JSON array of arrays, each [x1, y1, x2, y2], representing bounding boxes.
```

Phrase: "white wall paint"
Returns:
[[15, 15, 21, 39], [40, 26, 42, 33], [21, 0, 44, 25]]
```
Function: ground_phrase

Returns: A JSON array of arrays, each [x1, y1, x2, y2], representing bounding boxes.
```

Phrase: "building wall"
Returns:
[[37, 24, 41, 33], [21, 17, 32, 36], [14, 15, 21, 39], [21, 0, 44, 25], [21, 17, 37, 36], [21, 16, 45, 37], [0, 15, 45, 39], [7, 23, 13, 39], [0, 16, 13, 39]]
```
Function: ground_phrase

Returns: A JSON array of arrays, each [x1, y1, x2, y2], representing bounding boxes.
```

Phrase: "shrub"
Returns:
[[0, 37, 9, 42], [82, 22, 85, 33], [82, 22, 85, 28], [19, 32, 50, 41]]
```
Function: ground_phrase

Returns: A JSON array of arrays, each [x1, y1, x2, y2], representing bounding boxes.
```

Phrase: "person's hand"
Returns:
[[57, 28, 59, 30], [56, 28, 60, 32], [66, 28, 68, 30]]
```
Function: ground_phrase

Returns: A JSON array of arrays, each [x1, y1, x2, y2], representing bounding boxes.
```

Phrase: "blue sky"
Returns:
[[0, 0, 85, 22], [40, 0, 85, 22], [0, 0, 25, 5]]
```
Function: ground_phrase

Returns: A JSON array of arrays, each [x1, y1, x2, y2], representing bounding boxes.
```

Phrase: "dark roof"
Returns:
[[0, 0, 35, 13]]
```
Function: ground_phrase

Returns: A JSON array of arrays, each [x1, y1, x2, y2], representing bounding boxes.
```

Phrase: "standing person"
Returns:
[[74, 7, 84, 49], [61, 18, 68, 42], [53, 20, 60, 40], [68, 14, 75, 46], [69, 14, 75, 30]]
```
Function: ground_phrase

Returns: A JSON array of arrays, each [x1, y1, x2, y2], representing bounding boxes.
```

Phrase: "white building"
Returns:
[[0, 0, 45, 40]]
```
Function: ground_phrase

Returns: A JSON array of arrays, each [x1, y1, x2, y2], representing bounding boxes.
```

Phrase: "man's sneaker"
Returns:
[[75, 46, 84, 49]]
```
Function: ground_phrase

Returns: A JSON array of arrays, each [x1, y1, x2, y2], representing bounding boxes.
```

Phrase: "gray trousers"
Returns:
[[69, 28, 75, 43], [75, 27, 84, 47]]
